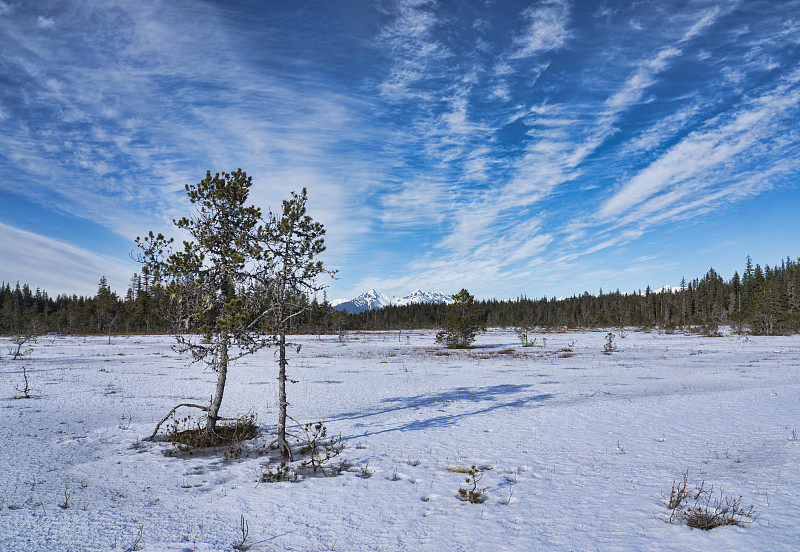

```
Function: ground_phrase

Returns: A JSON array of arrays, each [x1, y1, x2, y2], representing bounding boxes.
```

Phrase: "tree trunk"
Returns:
[[277, 328, 292, 460], [206, 335, 229, 435]]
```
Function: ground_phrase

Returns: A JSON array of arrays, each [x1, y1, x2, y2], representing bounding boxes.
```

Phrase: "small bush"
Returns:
[[458, 465, 487, 504], [358, 462, 373, 479], [684, 494, 755, 530], [296, 422, 345, 476], [167, 413, 258, 449], [603, 332, 616, 353], [692, 321, 722, 337], [664, 470, 755, 530], [262, 461, 295, 482]]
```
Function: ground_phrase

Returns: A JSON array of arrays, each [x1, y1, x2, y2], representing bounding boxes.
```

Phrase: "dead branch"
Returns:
[[149, 403, 209, 440], [148, 402, 241, 441], [233, 515, 250, 550], [123, 526, 143, 552], [14, 366, 32, 399]]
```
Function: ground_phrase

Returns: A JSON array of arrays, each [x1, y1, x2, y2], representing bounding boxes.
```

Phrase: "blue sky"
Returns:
[[1, 0, 799, 301]]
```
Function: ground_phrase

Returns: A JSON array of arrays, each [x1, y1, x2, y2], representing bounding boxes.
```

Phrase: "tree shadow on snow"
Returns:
[[326, 384, 554, 439]]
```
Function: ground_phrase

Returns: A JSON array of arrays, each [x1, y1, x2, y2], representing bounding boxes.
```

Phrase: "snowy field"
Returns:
[[1, 329, 799, 551]]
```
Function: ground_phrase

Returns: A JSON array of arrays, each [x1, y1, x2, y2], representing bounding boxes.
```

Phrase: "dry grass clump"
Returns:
[[445, 465, 474, 474], [167, 414, 258, 449], [665, 470, 755, 530]]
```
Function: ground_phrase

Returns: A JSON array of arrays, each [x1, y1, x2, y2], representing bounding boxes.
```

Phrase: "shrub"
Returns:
[[603, 332, 616, 353], [262, 461, 295, 482], [664, 470, 755, 530], [436, 289, 486, 349], [297, 422, 345, 476], [165, 413, 258, 449], [458, 465, 487, 504]]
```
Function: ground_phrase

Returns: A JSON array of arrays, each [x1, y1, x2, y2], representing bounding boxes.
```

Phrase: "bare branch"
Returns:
[[149, 403, 209, 440]]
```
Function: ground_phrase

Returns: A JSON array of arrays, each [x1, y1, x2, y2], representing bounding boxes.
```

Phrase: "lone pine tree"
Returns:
[[436, 288, 486, 348]]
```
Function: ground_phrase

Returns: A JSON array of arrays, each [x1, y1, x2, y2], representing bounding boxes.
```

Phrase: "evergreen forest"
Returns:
[[2, 255, 800, 337]]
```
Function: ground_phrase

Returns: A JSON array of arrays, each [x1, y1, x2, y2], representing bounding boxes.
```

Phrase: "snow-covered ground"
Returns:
[[1, 329, 798, 551]]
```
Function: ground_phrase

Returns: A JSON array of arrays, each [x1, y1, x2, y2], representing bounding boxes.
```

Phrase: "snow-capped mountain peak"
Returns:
[[396, 290, 453, 306], [332, 289, 453, 314]]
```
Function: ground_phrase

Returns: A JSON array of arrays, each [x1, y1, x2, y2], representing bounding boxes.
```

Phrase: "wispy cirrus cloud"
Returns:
[[376, 0, 451, 101], [510, 0, 571, 58], [621, 100, 704, 154], [0, 0, 392, 291], [679, 6, 720, 43], [364, 0, 798, 298], [0, 222, 134, 296], [600, 67, 800, 222], [3, 1, 800, 301]]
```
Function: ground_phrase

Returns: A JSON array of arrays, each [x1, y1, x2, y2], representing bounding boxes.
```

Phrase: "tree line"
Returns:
[[345, 255, 800, 335], [2, 254, 800, 337], [0, 276, 345, 337]]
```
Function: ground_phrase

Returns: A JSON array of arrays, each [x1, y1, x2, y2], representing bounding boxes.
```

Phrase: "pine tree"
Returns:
[[254, 188, 332, 460], [435, 289, 486, 348], [136, 169, 266, 437], [95, 276, 116, 333]]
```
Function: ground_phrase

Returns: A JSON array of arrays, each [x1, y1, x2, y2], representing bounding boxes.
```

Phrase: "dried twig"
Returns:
[[123, 526, 143, 552], [233, 515, 250, 550], [59, 485, 70, 509], [14, 366, 32, 399]]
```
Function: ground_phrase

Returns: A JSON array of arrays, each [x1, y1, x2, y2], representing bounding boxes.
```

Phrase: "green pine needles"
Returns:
[[136, 170, 331, 446], [435, 289, 486, 349], [458, 465, 487, 503]]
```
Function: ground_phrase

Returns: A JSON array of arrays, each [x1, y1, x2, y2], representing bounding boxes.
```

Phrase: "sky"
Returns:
[[1, 0, 799, 301]]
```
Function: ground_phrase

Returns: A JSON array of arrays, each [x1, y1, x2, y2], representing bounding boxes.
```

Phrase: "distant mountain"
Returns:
[[331, 289, 453, 314], [331, 289, 393, 314]]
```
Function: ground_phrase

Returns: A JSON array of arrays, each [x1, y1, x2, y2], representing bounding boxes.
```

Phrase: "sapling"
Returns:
[[603, 332, 616, 353], [296, 422, 345, 476], [14, 366, 33, 399], [9, 333, 34, 360], [516, 324, 534, 347], [458, 465, 487, 503]]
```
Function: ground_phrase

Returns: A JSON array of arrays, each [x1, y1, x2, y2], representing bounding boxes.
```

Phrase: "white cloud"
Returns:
[[489, 83, 510, 101], [622, 101, 703, 154], [510, 0, 571, 59], [376, 0, 451, 101], [36, 15, 54, 29], [604, 46, 681, 112], [679, 6, 719, 43], [600, 70, 800, 221], [0, 222, 136, 296]]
